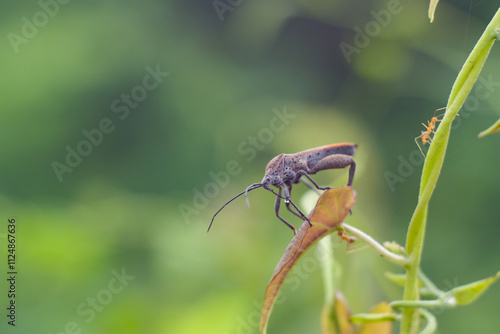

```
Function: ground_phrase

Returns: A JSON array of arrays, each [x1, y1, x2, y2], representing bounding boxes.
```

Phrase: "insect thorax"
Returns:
[[264, 154, 302, 186], [264, 154, 286, 186]]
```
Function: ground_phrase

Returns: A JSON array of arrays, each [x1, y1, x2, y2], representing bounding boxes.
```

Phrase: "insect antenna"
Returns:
[[207, 183, 263, 232], [244, 183, 264, 207]]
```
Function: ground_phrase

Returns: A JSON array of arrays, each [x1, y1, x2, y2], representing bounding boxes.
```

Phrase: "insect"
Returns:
[[415, 108, 446, 156], [337, 230, 356, 244], [207, 143, 357, 234]]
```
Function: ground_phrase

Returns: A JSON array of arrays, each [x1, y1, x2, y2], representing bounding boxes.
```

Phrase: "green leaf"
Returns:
[[478, 118, 500, 138], [385, 272, 407, 287], [260, 187, 356, 334], [447, 271, 500, 305], [428, 0, 440, 23]]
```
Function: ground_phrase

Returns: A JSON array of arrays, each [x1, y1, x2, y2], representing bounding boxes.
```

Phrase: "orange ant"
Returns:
[[337, 229, 369, 253], [415, 107, 448, 157], [337, 229, 355, 244]]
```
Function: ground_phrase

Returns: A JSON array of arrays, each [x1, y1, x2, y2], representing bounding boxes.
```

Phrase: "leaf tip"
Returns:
[[478, 118, 500, 138], [428, 0, 439, 23]]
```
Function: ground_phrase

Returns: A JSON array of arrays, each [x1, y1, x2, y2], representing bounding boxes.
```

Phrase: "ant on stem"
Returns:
[[415, 107, 450, 157]]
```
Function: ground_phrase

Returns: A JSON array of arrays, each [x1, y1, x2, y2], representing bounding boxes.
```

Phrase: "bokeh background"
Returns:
[[1, 0, 499, 333]]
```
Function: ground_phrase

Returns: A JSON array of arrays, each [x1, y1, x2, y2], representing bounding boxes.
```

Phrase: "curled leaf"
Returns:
[[260, 187, 356, 333], [478, 118, 500, 138]]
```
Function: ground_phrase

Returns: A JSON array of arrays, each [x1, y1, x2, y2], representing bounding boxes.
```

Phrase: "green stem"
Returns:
[[418, 309, 437, 334], [350, 312, 398, 323], [391, 299, 453, 310], [319, 234, 335, 304], [309, 186, 336, 326], [340, 223, 408, 267], [418, 271, 444, 298], [400, 8, 500, 334]]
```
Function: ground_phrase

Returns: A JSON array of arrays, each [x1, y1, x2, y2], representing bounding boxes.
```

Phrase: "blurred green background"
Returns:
[[1, 0, 499, 333]]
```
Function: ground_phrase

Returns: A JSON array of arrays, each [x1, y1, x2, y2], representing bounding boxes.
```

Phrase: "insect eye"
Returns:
[[266, 177, 271, 182]]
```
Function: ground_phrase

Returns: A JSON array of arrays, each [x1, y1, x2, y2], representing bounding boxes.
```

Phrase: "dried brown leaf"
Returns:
[[321, 291, 357, 334], [260, 187, 356, 333]]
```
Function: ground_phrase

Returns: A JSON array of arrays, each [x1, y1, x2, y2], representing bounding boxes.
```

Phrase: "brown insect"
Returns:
[[208, 143, 357, 234]]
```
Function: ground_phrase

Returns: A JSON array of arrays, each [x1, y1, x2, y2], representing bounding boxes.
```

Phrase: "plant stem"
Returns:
[[418, 309, 437, 334], [418, 271, 444, 297], [400, 8, 500, 334], [350, 312, 398, 323], [340, 223, 408, 267], [319, 234, 335, 304], [391, 299, 452, 310]]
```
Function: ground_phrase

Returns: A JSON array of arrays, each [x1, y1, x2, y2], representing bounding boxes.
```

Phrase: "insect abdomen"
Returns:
[[304, 143, 357, 169]]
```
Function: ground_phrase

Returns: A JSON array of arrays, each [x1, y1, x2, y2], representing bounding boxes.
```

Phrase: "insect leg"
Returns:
[[309, 154, 356, 186], [283, 185, 312, 227], [300, 177, 321, 194], [282, 182, 308, 219], [415, 135, 426, 157], [274, 187, 297, 235], [285, 201, 305, 219], [295, 170, 329, 190]]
